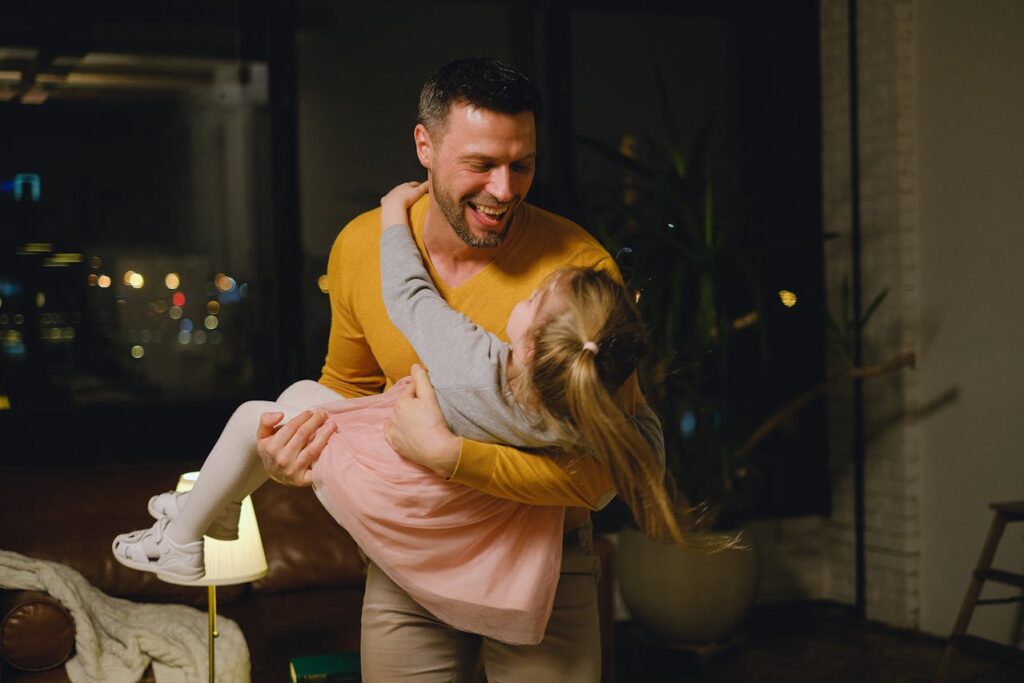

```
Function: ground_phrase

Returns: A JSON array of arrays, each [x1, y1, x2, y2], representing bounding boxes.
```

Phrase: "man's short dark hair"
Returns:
[[418, 57, 542, 134]]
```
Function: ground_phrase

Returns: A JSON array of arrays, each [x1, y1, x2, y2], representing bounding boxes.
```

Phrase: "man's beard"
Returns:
[[431, 176, 515, 248]]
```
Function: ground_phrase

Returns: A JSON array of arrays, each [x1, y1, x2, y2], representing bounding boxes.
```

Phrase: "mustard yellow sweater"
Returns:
[[320, 195, 617, 509]]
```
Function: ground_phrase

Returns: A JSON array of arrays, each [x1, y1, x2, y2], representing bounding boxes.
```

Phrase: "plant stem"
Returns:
[[734, 352, 916, 458]]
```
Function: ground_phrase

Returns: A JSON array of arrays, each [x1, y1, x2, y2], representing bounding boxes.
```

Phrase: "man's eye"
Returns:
[[512, 163, 533, 173], [469, 163, 491, 172]]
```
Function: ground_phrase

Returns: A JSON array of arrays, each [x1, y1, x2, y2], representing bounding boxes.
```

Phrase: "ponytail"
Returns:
[[527, 268, 737, 552]]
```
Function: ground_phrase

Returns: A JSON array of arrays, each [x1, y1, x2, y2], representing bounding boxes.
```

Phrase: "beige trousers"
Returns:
[[359, 530, 601, 682]]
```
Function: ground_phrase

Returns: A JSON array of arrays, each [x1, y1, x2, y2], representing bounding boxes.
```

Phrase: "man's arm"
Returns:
[[452, 374, 663, 508], [320, 227, 387, 398], [387, 368, 664, 510]]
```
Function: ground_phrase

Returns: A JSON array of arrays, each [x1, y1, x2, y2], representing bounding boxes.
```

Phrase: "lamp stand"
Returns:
[[208, 585, 218, 683]]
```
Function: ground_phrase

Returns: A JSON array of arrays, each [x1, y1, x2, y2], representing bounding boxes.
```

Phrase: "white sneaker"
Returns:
[[111, 518, 205, 583]]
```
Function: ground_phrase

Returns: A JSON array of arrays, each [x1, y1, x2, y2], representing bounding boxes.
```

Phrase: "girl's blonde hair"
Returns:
[[522, 267, 736, 552]]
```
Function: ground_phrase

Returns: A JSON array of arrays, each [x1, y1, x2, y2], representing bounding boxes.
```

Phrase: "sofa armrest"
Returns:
[[0, 590, 74, 677]]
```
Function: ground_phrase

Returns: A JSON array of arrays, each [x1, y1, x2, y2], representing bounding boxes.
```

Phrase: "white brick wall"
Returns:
[[753, 1, 922, 629], [819, 0, 921, 629]]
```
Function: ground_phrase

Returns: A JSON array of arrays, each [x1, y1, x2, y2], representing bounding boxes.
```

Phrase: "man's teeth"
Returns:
[[471, 202, 507, 217]]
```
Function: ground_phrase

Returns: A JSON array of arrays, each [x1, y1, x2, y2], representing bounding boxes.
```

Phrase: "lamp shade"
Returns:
[[163, 471, 269, 587]]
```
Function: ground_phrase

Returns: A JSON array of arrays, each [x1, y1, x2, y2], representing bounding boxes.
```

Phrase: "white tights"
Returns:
[[165, 380, 342, 544]]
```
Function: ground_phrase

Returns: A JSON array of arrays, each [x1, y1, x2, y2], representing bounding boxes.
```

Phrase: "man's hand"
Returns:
[[256, 410, 336, 487], [385, 364, 461, 478]]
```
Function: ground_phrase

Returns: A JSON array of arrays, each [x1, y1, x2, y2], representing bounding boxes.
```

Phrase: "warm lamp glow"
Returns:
[[171, 471, 268, 586]]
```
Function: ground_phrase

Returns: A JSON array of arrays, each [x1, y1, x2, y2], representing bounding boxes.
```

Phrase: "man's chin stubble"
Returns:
[[448, 203, 516, 248], [451, 218, 511, 248]]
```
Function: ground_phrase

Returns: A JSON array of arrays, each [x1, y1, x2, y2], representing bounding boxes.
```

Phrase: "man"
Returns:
[[257, 57, 656, 681]]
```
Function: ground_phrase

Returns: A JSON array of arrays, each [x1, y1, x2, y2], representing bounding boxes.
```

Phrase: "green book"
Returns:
[[289, 653, 361, 682]]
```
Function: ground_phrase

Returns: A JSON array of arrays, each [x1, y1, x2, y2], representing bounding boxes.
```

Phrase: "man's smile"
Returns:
[[467, 200, 512, 227]]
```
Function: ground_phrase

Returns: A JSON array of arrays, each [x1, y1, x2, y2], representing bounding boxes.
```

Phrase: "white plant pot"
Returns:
[[617, 527, 760, 644]]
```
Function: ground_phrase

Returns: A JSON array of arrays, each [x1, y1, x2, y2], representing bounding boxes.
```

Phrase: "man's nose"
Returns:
[[486, 166, 514, 203]]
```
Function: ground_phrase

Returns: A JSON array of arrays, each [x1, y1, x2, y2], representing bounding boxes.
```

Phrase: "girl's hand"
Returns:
[[381, 180, 429, 230]]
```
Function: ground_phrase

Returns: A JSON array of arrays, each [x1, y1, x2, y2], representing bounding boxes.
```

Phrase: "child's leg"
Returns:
[[166, 380, 342, 544], [228, 380, 344, 499], [164, 399, 288, 544]]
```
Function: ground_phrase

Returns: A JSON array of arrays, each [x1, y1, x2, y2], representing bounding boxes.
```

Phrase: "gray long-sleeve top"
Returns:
[[380, 223, 665, 464]]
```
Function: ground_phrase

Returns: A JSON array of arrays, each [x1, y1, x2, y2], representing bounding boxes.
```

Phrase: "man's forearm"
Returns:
[[449, 439, 615, 510]]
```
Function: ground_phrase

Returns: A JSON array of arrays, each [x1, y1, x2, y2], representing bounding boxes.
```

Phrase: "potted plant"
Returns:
[[577, 80, 914, 646]]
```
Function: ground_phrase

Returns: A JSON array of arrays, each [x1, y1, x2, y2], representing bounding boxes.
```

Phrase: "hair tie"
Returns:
[[582, 341, 599, 355]]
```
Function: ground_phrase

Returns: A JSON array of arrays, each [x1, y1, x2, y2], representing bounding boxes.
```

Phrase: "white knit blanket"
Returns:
[[0, 549, 250, 682]]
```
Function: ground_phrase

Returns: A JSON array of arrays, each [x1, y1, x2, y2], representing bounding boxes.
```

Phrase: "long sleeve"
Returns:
[[319, 226, 386, 398], [451, 440, 616, 510], [449, 375, 664, 510]]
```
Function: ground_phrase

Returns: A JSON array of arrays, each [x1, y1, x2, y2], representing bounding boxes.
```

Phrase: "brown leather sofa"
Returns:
[[0, 463, 616, 682], [0, 462, 366, 681]]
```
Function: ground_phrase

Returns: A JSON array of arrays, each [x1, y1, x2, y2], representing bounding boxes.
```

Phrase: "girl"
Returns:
[[113, 181, 700, 645]]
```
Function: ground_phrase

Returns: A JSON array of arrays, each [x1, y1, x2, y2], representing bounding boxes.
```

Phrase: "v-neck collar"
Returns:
[[408, 194, 526, 296]]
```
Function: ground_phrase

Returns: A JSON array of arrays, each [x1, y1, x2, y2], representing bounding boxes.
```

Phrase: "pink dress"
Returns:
[[308, 378, 565, 646]]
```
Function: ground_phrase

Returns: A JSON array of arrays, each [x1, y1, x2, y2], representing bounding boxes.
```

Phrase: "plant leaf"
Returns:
[[860, 288, 889, 329], [576, 135, 655, 177]]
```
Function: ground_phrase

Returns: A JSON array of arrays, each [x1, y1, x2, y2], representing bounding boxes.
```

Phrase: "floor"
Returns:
[[614, 602, 1024, 682]]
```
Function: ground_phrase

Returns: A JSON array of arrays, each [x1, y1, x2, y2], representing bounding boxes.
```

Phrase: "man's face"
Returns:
[[417, 103, 536, 248]]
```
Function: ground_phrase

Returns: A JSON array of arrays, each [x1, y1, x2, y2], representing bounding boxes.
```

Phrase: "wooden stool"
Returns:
[[936, 501, 1024, 682]]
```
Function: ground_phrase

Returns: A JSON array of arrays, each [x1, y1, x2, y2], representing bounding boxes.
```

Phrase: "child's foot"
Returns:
[[147, 491, 241, 541], [111, 518, 205, 582]]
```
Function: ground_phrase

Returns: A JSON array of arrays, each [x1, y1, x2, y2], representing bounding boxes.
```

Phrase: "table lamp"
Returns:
[[162, 471, 268, 682]]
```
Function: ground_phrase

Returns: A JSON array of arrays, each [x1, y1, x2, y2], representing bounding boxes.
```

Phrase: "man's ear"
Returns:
[[414, 123, 434, 170]]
